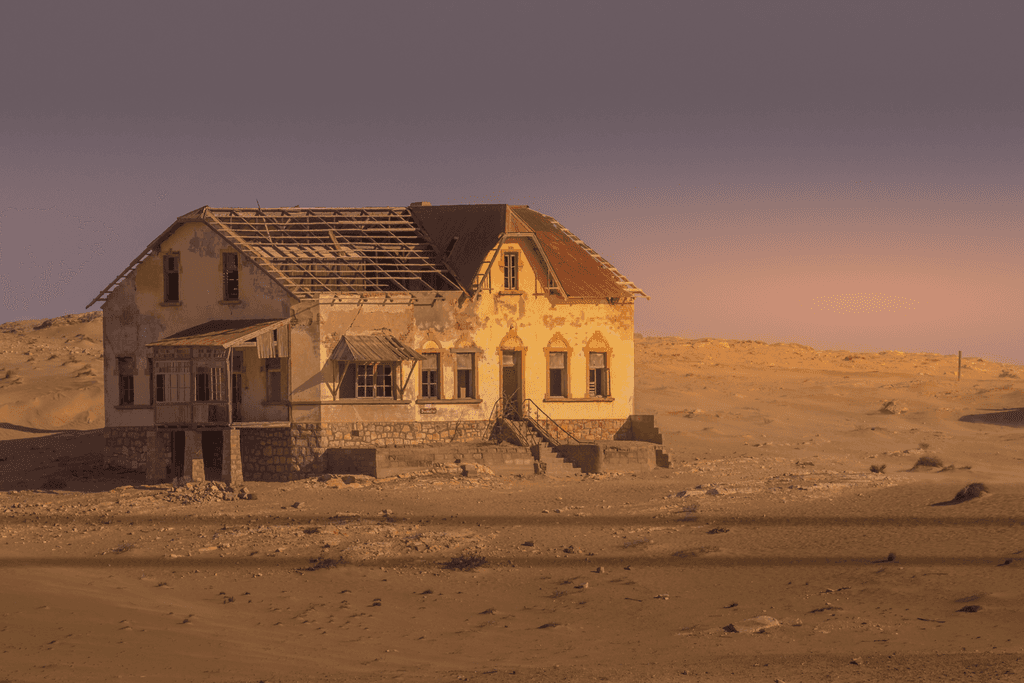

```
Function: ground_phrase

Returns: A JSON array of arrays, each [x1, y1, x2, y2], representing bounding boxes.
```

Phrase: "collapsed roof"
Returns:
[[88, 204, 645, 308]]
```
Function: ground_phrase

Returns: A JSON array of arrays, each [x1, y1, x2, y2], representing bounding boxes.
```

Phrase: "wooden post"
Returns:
[[958, 350, 962, 381]]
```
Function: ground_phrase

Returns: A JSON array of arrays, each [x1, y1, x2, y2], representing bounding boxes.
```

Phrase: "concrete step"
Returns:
[[656, 448, 675, 468]]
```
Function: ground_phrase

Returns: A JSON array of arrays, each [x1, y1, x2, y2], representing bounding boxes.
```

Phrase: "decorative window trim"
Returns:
[[583, 331, 613, 399], [543, 332, 571, 399]]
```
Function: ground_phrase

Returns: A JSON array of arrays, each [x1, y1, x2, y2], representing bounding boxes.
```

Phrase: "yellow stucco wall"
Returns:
[[103, 221, 636, 431], [103, 221, 293, 428], [295, 235, 635, 425]]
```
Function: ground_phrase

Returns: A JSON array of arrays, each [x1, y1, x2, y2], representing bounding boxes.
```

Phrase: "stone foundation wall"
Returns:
[[240, 421, 499, 481], [556, 440, 656, 473], [599, 441, 657, 472], [629, 415, 663, 444], [103, 426, 153, 472], [535, 418, 632, 443]]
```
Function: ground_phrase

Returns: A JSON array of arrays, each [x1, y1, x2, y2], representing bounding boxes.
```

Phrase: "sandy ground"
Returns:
[[2, 315, 1024, 682]]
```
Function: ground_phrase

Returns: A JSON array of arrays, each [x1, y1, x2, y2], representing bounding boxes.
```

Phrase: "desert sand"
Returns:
[[2, 314, 1023, 682]]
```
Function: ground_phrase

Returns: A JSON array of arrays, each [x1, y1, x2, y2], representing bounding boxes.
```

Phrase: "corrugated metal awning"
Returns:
[[330, 334, 425, 362], [146, 319, 290, 348]]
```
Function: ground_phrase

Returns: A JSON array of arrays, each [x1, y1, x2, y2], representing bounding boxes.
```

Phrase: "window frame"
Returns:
[[420, 352, 440, 399], [546, 350, 568, 398], [116, 356, 135, 406], [222, 252, 239, 301], [588, 351, 610, 398], [163, 253, 180, 303], [265, 357, 283, 403], [455, 352, 477, 399], [355, 362, 394, 399], [502, 250, 518, 291]]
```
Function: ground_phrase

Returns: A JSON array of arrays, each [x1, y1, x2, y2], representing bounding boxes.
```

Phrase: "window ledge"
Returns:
[[415, 398, 483, 405], [160, 301, 182, 307], [497, 289, 525, 296], [218, 299, 242, 305], [542, 397, 614, 403], [322, 399, 412, 405], [114, 404, 153, 410]]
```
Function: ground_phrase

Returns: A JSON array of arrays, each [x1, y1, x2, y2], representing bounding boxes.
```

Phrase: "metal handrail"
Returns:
[[522, 398, 582, 445]]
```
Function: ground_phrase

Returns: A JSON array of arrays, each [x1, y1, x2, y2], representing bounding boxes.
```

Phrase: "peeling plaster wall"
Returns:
[[102, 220, 294, 428], [101, 218, 637, 440], [302, 236, 635, 428]]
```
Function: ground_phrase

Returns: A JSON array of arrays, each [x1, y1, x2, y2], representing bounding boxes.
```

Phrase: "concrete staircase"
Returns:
[[531, 443, 581, 477]]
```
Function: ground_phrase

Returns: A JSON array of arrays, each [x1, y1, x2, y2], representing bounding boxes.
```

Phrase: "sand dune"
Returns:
[[1, 314, 1023, 682]]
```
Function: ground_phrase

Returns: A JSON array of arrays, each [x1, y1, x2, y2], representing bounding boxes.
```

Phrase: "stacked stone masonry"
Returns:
[[106, 416, 662, 482]]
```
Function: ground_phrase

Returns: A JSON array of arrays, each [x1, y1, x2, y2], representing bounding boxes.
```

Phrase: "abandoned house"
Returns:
[[88, 203, 667, 483]]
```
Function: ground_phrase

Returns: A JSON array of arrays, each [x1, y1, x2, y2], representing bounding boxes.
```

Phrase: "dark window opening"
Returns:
[[266, 358, 282, 403], [223, 253, 239, 300], [588, 352, 609, 397], [456, 353, 475, 399], [163, 254, 179, 302], [117, 356, 135, 405], [548, 352, 567, 397]]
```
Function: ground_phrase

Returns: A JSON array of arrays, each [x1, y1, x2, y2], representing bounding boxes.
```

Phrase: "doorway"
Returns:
[[202, 430, 224, 481], [501, 350, 522, 419], [171, 430, 185, 479]]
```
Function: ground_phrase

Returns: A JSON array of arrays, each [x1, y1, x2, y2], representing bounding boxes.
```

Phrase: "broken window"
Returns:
[[548, 352, 567, 398], [503, 251, 518, 290], [356, 363, 393, 398], [163, 253, 180, 302], [117, 356, 135, 405], [155, 361, 189, 402], [420, 353, 439, 399], [266, 358, 282, 403], [588, 352, 609, 397], [195, 366, 226, 402], [456, 353, 476, 399], [223, 253, 239, 300]]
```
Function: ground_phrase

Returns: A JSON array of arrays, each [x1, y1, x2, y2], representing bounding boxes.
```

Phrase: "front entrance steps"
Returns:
[[531, 443, 581, 477]]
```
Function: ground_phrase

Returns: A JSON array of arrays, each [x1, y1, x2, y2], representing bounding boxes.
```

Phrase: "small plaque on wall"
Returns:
[[419, 407, 437, 414]]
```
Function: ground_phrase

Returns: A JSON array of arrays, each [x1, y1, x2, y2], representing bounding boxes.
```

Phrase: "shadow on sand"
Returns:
[[959, 408, 1024, 427], [0, 429, 145, 493]]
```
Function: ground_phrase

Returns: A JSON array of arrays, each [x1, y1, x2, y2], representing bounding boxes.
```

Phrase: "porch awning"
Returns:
[[329, 334, 425, 362], [146, 319, 290, 355]]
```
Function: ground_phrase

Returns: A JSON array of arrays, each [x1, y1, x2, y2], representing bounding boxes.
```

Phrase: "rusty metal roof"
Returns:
[[509, 207, 646, 299], [330, 334, 425, 362], [146, 319, 289, 348]]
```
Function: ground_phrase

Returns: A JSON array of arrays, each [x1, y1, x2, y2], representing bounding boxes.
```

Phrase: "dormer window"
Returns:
[[163, 254, 180, 302], [503, 251, 518, 290]]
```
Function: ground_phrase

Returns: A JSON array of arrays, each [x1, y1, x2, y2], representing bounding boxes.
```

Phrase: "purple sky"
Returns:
[[3, 1, 1023, 362]]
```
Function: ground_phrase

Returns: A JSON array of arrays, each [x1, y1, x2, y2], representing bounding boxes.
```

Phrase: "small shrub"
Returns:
[[951, 482, 989, 503], [870, 464, 887, 474], [914, 455, 944, 469], [442, 553, 488, 571]]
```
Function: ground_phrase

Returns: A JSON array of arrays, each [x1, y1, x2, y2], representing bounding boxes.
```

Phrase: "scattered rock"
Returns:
[[879, 400, 908, 414], [724, 616, 780, 634], [957, 605, 983, 613]]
